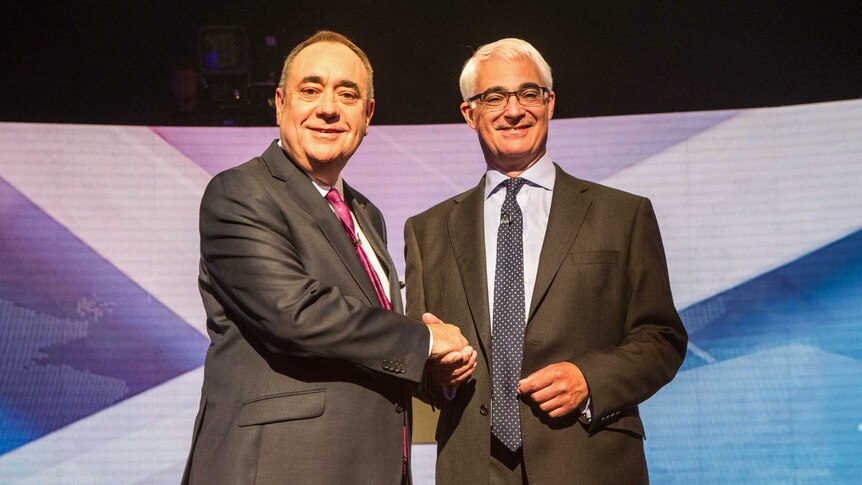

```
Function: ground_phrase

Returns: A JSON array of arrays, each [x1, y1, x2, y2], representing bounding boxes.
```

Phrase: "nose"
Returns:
[[315, 90, 339, 120], [503, 93, 526, 119]]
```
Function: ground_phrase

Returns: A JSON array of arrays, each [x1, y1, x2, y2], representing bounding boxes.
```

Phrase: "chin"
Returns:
[[306, 150, 342, 164], [498, 149, 533, 161]]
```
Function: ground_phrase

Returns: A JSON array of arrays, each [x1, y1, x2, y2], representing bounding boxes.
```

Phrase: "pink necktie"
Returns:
[[325, 188, 393, 310]]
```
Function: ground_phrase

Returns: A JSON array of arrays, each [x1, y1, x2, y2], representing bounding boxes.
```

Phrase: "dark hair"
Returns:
[[278, 30, 374, 98]]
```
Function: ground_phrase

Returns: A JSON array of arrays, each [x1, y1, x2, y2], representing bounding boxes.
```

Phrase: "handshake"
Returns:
[[424, 312, 477, 386]]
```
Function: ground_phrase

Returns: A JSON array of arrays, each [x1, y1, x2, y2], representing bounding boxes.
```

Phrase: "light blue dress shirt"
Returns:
[[483, 154, 555, 326], [482, 154, 591, 417]]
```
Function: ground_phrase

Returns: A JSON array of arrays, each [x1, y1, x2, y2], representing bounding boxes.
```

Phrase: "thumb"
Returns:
[[422, 312, 444, 325]]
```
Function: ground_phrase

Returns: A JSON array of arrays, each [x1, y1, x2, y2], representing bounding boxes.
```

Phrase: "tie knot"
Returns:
[[503, 177, 525, 197], [325, 187, 344, 205]]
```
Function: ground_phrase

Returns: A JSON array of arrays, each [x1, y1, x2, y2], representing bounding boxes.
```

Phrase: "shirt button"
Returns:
[[479, 405, 489, 416], [395, 403, 404, 413]]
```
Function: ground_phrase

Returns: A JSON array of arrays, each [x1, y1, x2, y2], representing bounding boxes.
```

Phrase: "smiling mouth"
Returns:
[[499, 125, 531, 132]]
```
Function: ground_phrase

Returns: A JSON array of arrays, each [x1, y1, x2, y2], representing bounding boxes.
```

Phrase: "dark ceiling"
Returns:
[[1, 1, 860, 126]]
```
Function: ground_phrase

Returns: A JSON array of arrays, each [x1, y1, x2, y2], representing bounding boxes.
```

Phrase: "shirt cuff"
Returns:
[[580, 395, 592, 420], [427, 327, 433, 357]]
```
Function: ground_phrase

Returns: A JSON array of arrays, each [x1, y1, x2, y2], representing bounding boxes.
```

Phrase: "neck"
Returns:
[[487, 150, 545, 178], [310, 171, 339, 187]]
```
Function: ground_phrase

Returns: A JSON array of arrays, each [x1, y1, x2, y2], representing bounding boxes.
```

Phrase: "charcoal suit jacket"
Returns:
[[404, 163, 687, 484], [183, 140, 430, 485]]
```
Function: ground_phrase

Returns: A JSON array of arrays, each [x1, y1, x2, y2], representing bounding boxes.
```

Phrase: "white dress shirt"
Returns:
[[309, 176, 391, 301]]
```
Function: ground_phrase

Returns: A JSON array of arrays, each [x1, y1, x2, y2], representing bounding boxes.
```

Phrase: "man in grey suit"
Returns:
[[183, 31, 475, 485], [405, 38, 688, 484]]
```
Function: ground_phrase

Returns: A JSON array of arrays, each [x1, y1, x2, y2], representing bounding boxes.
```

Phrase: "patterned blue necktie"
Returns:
[[491, 177, 526, 451]]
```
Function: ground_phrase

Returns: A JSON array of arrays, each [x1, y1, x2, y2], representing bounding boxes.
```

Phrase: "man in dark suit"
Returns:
[[405, 38, 688, 484], [182, 31, 475, 485]]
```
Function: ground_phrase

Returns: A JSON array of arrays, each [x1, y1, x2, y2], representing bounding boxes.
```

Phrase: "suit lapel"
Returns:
[[448, 181, 492, 350], [260, 141, 378, 307], [529, 165, 592, 319], [346, 183, 403, 312]]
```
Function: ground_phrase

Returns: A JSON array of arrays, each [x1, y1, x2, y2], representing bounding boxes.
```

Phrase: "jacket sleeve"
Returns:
[[572, 197, 688, 431], [403, 216, 447, 406], [200, 169, 430, 383]]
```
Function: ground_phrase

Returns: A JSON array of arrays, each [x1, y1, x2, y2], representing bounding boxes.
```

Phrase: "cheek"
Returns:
[[478, 120, 496, 137]]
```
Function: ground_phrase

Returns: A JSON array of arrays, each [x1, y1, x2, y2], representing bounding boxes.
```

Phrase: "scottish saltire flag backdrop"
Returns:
[[1, 99, 860, 483]]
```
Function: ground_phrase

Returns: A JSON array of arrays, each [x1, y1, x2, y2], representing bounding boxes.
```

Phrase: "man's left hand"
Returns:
[[517, 362, 589, 418]]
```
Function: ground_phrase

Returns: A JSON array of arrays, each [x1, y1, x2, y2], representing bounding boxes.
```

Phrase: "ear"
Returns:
[[364, 98, 375, 135], [460, 101, 477, 129], [547, 90, 555, 120], [275, 87, 286, 125]]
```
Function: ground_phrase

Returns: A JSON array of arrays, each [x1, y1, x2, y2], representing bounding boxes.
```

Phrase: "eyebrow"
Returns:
[[299, 76, 361, 92], [484, 82, 541, 93]]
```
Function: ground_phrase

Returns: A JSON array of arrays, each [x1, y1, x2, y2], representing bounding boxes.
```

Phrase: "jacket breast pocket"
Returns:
[[564, 250, 620, 346], [237, 389, 325, 427], [570, 250, 619, 291]]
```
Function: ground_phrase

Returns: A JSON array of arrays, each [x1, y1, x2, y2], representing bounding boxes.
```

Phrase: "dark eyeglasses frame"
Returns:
[[466, 86, 550, 108]]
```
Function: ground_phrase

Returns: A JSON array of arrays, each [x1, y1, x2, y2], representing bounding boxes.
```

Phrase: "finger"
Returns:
[[449, 361, 477, 384], [527, 383, 561, 404], [450, 356, 476, 379], [518, 368, 555, 395], [538, 395, 568, 414], [547, 405, 577, 419], [422, 312, 444, 325], [458, 345, 474, 359], [442, 351, 477, 383], [438, 351, 466, 366]]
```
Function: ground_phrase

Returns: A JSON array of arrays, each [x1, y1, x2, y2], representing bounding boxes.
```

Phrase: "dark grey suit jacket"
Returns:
[[183, 141, 431, 485], [404, 164, 687, 484]]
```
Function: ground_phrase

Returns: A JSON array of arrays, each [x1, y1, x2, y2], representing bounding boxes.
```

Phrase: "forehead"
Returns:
[[473, 55, 543, 92], [288, 42, 367, 88]]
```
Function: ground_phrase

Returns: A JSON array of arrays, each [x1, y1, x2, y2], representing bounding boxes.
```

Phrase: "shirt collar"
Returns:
[[484, 153, 556, 200], [310, 176, 345, 199]]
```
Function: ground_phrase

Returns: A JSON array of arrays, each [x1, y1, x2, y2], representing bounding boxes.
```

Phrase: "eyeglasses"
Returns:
[[466, 86, 549, 109]]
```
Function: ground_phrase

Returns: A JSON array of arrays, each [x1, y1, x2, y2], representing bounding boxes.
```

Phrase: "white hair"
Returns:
[[459, 38, 553, 101]]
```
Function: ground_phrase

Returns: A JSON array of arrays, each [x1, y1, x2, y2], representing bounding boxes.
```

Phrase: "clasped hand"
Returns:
[[424, 312, 477, 386]]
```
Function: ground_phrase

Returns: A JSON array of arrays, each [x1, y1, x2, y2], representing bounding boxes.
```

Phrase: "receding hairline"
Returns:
[[278, 31, 374, 98]]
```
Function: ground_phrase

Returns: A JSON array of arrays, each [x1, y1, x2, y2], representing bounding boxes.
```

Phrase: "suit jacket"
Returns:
[[183, 141, 431, 485], [404, 164, 687, 485]]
